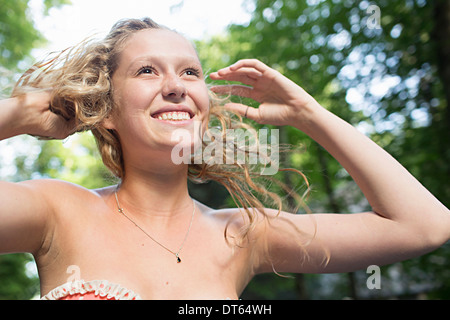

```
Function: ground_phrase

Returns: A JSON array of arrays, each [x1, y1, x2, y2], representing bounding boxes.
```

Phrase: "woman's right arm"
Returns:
[[0, 92, 74, 255]]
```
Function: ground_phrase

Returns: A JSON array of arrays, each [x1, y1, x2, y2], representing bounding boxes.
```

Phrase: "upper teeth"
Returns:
[[156, 112, 191, 121]]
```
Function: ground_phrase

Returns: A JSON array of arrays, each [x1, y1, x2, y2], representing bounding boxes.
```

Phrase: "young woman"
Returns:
[[0, 18, 448, 300]]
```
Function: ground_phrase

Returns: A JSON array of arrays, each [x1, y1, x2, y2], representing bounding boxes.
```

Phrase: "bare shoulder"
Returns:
[[197, 203, 245, 226], [193, 203, 244, 239], [197, 203, 282, 241], [20, 178, 110, 212], [1, 179, 109, 256], [21, 178, 100, 197], [203, 205, 286, 226]]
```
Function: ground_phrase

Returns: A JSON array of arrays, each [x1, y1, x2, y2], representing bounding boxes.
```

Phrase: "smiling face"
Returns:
[[107, 28, 210, 167]]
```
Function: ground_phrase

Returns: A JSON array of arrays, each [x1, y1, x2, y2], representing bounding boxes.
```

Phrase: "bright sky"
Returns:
[[29, 0, 252, 58]]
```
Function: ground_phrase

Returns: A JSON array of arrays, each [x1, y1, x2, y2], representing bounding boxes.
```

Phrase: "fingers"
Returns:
[[210, 84, 255, 100], [210, 85, 259, 121], [209, 70, 261, 87], [54, 115, 77, 139], [223, 102, 258, 121], [39, 109, 77, 140], [209, 59, 268, 86], [208, 59, 276, 124], [224, 59, 270, 74]]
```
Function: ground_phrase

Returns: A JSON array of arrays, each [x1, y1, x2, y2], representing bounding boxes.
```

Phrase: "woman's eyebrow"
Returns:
[[125, 56, 154, 71]]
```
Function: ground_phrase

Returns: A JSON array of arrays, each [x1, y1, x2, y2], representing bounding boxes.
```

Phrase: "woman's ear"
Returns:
[[101, 114, 116, 130]]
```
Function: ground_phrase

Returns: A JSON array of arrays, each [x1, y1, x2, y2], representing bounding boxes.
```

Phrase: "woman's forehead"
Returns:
[[120, 28, 198, 60]]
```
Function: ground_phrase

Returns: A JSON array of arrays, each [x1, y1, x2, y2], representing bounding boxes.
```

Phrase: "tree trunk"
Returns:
[[433, 0, 450, 128]]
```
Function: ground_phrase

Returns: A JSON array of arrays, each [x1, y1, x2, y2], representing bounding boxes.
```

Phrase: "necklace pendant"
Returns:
[[176, 254, 181, 263]]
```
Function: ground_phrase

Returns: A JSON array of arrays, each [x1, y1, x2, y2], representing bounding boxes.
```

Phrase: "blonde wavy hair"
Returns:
[[12, 18, 317, 259]]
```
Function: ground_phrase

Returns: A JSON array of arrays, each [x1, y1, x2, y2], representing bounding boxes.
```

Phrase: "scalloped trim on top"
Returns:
[[41, 279, 142, 300]]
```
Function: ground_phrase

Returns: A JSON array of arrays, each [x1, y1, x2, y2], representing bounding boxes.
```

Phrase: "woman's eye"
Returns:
[[184, 68, 200, 77], [137, 66, 155, 75]]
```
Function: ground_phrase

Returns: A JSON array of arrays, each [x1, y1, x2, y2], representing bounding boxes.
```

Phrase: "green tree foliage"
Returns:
[[0, 254, 38, 299], [0, 0, 71, 300], [1, 0, 449, 299], [0, 0, 70, 70], [198, 0, 449, 299]]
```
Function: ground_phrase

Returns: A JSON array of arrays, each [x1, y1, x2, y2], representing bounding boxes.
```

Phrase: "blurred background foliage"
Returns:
[[0, 0, 449, 299]]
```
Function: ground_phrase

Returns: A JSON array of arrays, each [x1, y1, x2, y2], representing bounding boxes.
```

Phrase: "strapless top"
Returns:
[[41, 280, 141, 300]]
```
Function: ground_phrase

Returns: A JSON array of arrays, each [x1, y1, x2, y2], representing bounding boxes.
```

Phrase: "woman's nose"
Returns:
[[162, 75, 187, 100]]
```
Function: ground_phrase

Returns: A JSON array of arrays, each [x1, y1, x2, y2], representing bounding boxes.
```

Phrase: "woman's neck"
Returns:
[[116, 163, 192, 219]]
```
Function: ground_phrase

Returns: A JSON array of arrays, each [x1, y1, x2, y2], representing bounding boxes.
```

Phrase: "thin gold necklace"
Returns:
[[114, 189, 195, 263]]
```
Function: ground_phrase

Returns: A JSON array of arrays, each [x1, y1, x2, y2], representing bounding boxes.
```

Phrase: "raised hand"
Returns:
[[209, 59, 319, 127], [0, 91, 75, 140]]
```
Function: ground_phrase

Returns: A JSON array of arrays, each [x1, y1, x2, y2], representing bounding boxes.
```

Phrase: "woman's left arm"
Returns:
[[210, 59, 450, 273]]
